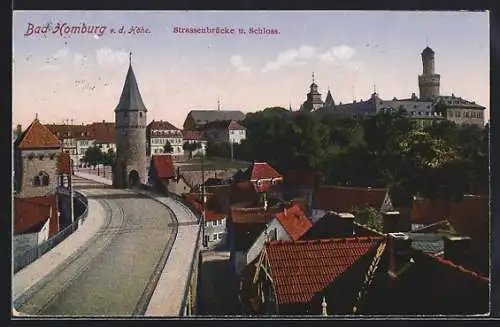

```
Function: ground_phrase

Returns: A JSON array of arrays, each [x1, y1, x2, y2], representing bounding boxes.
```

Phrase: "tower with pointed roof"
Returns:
[[113, 52, 148, 188], [324, 88, 335, 109], [418, 46, 440, 100], [301, 72, 324, 112]]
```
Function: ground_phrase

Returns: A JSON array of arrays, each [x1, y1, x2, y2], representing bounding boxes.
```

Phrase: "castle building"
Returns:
[[313, 46, 486, 127], [418, 46, 441, 100], [112, 53, 148, 188], [300, 73, 325, 112]]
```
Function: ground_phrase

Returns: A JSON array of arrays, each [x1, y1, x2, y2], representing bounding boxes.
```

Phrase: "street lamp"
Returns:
[[201, 151, 207, 248]]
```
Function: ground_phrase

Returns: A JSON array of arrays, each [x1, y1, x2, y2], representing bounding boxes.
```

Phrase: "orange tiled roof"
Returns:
[[265, 237, 383, 305], [247, 162, 282, 181], [86, 122, 116, 143], [182, 130, 205, 140], [152, 155, 176, 179], [313, 186, 387, 212], [17, 119, 61, 149], [230, 206, 277, 224], [275, 204, 312, 241], [14, 195, 59, 237]]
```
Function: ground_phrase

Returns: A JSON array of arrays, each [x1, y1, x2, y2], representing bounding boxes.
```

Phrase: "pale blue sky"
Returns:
[[13, 11, 490, 128]]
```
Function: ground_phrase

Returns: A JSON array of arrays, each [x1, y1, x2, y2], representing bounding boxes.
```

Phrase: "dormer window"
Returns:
[[38, 154, 45, 160]]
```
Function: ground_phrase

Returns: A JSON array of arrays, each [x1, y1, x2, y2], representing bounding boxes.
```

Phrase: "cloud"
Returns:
[[53, 48, 69, 59], [39, 65, 61, 71], [74, 53, 91, 68], [262, 45, 317, 72], [319, 45, 355, 63], [262, 44, 360, 72], [230, 55, 251, 74], [96, 48, 129, 65]]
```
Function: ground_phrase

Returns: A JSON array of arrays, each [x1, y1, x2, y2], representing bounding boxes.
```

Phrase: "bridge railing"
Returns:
[[180, 214, 202, 316], [13, 191, 89, 274]]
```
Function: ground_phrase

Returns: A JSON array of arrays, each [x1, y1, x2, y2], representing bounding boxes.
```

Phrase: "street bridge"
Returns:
[[12, 172, 200, 317]]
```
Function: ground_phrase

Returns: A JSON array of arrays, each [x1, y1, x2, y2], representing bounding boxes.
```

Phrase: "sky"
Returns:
[[12, 11, 490, 130]]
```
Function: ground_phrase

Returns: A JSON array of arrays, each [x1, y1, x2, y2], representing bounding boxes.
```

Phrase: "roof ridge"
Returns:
[[268, 236, 383, 246], [427, 253, 489, 282]]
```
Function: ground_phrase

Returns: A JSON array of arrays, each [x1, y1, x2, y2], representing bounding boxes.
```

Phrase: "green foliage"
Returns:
[[354, 207, 384, 232], [238, 108, 489, 205], [103, 148, 116, 166], [183, 141, 202, 159], [163, 141, 173, 153], [82, 145, 104, 166]]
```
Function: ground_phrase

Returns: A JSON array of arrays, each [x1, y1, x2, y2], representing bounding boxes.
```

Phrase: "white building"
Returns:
[[146, 120, 184, 160]]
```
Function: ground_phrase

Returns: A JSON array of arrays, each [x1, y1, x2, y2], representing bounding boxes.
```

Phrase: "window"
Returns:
[[213, 220, 218, 226], [49, 154, 55, 160], [34, 171, 49, 186], [218, 233, 224, 240], [205, 235, 210, 243], [140, 112, 143, 117], [38, 154, 45, 160]]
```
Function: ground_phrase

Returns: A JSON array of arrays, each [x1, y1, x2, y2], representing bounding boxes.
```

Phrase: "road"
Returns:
[[17, 176, 176, 316]]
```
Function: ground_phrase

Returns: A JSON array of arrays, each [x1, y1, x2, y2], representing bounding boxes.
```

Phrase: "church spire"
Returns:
[[129, 51, 132, 65]]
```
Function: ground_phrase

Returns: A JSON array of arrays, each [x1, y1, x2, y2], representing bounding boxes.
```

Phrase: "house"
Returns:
[[242, 232, 489, 315], [147, 154, 176, 193], [182, 130, 207, 158], [228, 206, 278, 276], [183, 109, 245, 130], [410, 195, 489, 276], [146, 120, 184, 160], [245, 204, 312, 268], [46, 121, 116, 167], [184, 192, 229, 248], [86, 121, 116, 155], [311, 186, 394, 224], [240, 236, 384, 314], [231, 162, 284, 206], [281, 170, 322, 213], [13, 117, 62, 257], [201, 120, 247, 145]]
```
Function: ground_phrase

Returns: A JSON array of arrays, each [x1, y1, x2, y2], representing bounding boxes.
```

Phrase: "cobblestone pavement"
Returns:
[[17, 182, 176, 316], [198, 250, 241, 316]]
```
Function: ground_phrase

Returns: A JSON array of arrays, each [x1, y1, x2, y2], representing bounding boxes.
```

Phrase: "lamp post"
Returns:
[[70, 165, 75, 230], [201, 151, 206, 248]]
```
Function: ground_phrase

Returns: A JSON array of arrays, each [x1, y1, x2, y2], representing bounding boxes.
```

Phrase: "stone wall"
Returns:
[[17, 149, 60, 198], [180, 169, 238, 189]]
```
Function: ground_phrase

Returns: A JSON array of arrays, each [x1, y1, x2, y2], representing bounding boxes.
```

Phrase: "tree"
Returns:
[[354, 207, 384, 232], [183, 141, 201, 159], [82, 145, 104, 167], [163, 140, 173, 154], [103, 148, 116, 166]]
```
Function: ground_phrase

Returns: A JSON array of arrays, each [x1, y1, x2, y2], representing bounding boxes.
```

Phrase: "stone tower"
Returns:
[[113, 53, 148, 188], [418, 46, 440, 100]]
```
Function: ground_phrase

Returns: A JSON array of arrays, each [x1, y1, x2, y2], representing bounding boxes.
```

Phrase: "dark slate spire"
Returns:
[[324, 89, 335, 108], [422, 46, 435, 56], [115, 53, 148, 112]]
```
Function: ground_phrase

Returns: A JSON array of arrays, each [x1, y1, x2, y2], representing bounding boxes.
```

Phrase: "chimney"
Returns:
[[382, 211, 401, 234], [336, 212, 355, 237], [16, 124, 22, 135], [443, 235, 472, 268], [387, 232, 413, 279]]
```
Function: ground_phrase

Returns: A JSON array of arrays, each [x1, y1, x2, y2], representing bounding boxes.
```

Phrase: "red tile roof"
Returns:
[[57, 152, 72, 174], [230, 206, 277, 224], [410, 195, 489, 238], [14, 195, 59, 237], [17, 119, 62, 149], [152, 155, 176, 179], [205, 210, 228, 222], [86, 122, 116, 143], [182, 130, 205, 140], [46, 124, 86, 139], [313, 186, 387, 212], [148, 120, 180, 131], [427, 252, 489, 282], [275, 204, 312, 241], [247, 162, 282, 181], [265, 237, 383, 305]]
